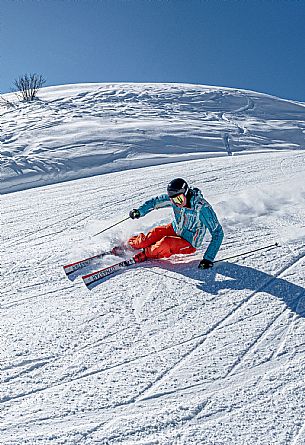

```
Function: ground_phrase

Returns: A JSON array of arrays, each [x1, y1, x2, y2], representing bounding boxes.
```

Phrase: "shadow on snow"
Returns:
[[80, 254, 305, 317], [144, 260, 305, 317]]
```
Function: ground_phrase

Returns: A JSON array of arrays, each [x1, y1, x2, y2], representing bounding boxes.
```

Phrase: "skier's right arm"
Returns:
[[134, 194, 172, 218]]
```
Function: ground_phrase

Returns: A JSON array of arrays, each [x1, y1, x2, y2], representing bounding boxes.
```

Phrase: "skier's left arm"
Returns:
[[199, 205, 224, 263]]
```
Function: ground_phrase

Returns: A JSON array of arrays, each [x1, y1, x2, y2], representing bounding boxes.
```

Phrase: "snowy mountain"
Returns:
[[1, 82, 305, 193], [1, 83, 305, 444]]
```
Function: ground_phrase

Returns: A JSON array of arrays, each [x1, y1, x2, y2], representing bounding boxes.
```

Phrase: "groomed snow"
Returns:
[[1, 83, 305, 444]]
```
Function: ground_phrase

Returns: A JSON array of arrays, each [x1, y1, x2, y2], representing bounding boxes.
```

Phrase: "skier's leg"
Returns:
[[145, 236, 196, 259], [128, 224, 176, 249]]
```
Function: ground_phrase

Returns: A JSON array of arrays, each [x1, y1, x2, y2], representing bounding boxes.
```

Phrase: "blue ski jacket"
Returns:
[[137, 188, 224, 262]]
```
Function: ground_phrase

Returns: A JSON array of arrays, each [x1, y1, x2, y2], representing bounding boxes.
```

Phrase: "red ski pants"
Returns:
[[128, 223, 196, 259]]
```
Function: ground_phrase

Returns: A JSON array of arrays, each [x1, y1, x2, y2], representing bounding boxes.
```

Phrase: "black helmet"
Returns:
[[167, 178, 189, 197]]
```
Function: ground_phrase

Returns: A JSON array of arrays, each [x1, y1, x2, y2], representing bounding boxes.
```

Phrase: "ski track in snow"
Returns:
[[2, 199, 304, 442], [1, 85, 305, 444], [134, 250, 305, 402]]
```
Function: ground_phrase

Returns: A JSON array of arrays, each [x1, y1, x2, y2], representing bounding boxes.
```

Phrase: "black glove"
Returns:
[[198, 259, 214, 269], [129, 209, 141, 219]]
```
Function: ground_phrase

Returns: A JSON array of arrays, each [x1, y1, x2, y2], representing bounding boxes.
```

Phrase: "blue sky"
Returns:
[[1, 0, 305, 100]]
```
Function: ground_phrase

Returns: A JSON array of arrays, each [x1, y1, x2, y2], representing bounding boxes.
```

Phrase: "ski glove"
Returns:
[[198, 259, 214, 269], [129, 209, 141, 219]]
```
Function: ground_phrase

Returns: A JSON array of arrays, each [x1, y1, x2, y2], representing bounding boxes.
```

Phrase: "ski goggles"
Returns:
[[170, 193, 187, 206]]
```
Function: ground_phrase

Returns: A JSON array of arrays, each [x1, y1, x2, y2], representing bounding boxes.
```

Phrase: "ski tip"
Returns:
[[82, 269, 105, 288], [63, 266, 71, 276], [83, 280, 93, 290], [81, 258, 136, 289], [63, 265, 77, 277], [82, 275, 102, 290]]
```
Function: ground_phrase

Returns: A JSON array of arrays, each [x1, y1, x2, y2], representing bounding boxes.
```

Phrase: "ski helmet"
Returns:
[[167, 178, 189, 197]]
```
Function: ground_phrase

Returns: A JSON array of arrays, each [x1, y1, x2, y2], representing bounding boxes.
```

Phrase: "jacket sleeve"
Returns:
[[199, 205, 224, 262], [138, 194, 172, 217]]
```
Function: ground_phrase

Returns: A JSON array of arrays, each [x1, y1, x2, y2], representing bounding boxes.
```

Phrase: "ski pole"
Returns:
[[92, 216, 130, 237], [214, 242, 279, 264]]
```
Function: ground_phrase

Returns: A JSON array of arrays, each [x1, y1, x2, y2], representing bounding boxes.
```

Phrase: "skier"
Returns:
[[129, 178, 224, 269]]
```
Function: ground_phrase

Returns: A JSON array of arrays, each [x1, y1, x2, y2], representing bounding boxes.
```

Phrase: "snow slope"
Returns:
[[1, 147, 305, 444], [1, 82, 305, 194], [1, 83, 305, 444]]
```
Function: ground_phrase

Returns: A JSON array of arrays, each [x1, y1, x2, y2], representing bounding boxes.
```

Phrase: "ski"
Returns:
[[63, 245, 126, 276], [82, 257, 136, 288]]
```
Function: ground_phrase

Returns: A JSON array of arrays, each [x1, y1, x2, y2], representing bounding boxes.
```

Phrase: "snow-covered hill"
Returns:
[[1, 83, 305, 444], [1, 83, 305, 194]]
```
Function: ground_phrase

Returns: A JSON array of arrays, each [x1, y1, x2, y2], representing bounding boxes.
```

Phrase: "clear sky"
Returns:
[[1, 0, 305, 101]]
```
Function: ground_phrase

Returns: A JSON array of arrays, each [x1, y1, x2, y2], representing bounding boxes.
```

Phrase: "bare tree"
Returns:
[[13, 73, 46, 102]]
